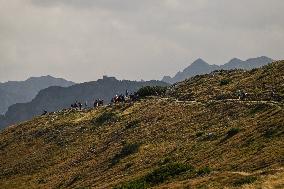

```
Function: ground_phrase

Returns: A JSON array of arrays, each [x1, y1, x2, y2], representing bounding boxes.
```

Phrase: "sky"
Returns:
[[0, 0, 284, 83]]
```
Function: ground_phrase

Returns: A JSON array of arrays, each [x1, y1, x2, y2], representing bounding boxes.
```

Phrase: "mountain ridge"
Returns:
[[162, 56, 273, 84], [0, 76, 168, 130], [0, 75, 75, 115]]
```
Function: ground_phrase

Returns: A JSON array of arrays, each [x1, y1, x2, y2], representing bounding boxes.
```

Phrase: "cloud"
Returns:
[[0, 0, 284, 82]]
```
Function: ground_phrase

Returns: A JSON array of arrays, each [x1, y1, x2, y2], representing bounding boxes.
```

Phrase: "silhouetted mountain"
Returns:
[[162, 56, 273, 84], [0, 75, 75, 115], [0, 76, 168, 130]]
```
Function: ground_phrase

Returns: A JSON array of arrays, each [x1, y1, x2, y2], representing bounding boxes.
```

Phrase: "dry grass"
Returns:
[[0, 61, 283, 189]]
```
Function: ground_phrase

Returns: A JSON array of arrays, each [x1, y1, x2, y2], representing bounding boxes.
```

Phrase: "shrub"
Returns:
[[145, 163, 194, 184], [158, 157, 172, 165], [125, 120, 140, 129], [233, 176, 257, 186], [196, 132, 204, 138], [137, 86, 167, 98], [196, 166, 211, 176], [263, 125, 282, 138], [226, 127, 240, 138], [114, 163, 194, 189], [111, 143, 140, 165], [93, 112, 117, 125], [249, 103, 269, 115], [37, 178, 47, 184], [220, 79, 231, 86], [113, 180, 147, 189], [215, 94, 228, 100]]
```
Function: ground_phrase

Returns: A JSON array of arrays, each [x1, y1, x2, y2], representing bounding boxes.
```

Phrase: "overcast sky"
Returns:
[[0, 0, 284, 83]]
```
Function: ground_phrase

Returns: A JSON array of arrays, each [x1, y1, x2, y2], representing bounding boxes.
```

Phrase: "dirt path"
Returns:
[[159, 97, 283, 109]]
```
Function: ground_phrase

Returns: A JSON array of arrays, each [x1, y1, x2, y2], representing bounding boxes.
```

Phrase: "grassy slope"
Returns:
[[0, 61, 283, 189]]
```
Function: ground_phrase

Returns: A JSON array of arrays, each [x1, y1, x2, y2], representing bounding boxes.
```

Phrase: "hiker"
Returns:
[[85, 101, 88, 108], [125, 90, 129, 97], [121, 94, 126, 102], [236, 90, 246, 100], [115, 94, 119, 103], [99, 99, 104, 106], [94, 99, 98, 108], [78, 102, 82, 110], [73, 102, 78, 109], [271, 90, 282, 101]]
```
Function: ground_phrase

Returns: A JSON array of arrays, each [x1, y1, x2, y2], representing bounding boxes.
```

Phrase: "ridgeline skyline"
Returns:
[[1, 0, 284, 82]]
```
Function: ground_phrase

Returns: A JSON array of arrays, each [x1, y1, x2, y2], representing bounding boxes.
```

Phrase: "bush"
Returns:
[[113, 180, 147, 189], [93, 112, 117, 125], [114, 163, 194, 189], [125, 120, 140, 129], [233, 176, 257, 186], [249, 103, 269, 115], [196, 166, 211, 176], [226, 127, 240, 138], [196, 132, 204, 138], [220, 79, 231, 86], [137, 86, 167, 98], [144, 163, 194, 184], [111, 143, 140, 165]]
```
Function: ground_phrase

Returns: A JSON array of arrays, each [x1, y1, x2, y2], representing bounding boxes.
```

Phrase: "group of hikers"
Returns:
[[69, 90, 139, 111], [71, 101, 85, 110], [93, 99, 104, 107], [236, 90, 248, 100], [42, 87, 281, 115], [110, 91, 139, 103], [236, 89, 281, 101]]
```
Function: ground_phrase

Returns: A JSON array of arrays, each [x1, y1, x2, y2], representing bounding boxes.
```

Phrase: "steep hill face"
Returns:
[[0, 75, 75, 115], [0, 61, 283, 189], [162, 56, 273, 84], [168, 60, 284, 102], [0, 77, 168, 130]]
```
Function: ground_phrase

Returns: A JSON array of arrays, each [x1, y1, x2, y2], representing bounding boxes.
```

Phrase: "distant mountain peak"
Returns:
[[27, 75, 62, 81], [0, 76, 75, 115], [246, 56, 273, 62], [162, 56, 273, 84], [229, 58, 242, 62], [191, 58, 208, 66]]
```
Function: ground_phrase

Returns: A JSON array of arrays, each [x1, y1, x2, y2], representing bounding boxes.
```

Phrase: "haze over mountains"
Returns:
[[0, 76, 74, 115], [0, 76, 168, 130], [162, 56, 273, 84]]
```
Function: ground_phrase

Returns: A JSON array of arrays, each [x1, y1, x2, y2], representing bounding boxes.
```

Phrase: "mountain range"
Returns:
[[0, 76, 168, 130], [0, 56, 274, 130], [0, 75, 75, 115], [162, 56, 273, 84]]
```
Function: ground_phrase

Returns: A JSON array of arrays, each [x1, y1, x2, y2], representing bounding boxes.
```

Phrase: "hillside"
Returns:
[[0, 75, 75, 115], [0, 77, 168, 130], [0, 61, 283, 189], [162, 56, 273, 84]]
